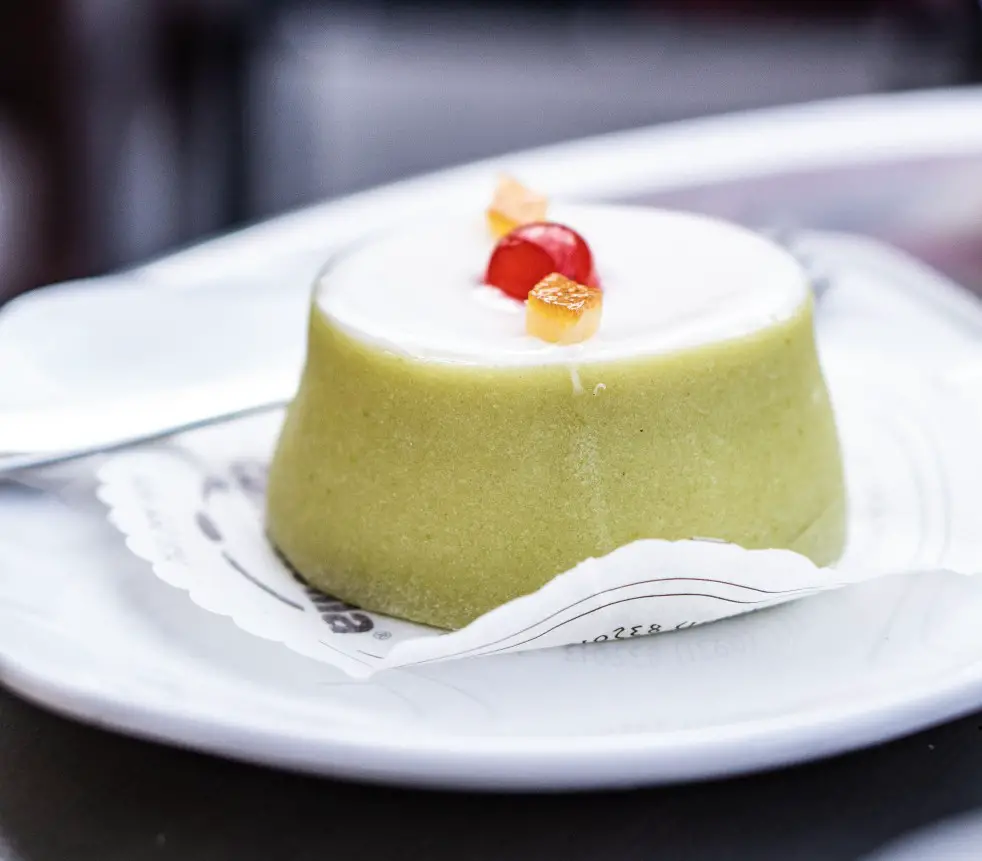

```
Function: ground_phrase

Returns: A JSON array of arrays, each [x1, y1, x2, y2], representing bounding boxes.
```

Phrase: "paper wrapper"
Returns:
[[94, 349, 982, 679]]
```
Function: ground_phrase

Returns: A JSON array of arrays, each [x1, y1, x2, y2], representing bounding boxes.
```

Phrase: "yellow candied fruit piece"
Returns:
[[526, 273, 603, 345], [486, 175, 548, 237]]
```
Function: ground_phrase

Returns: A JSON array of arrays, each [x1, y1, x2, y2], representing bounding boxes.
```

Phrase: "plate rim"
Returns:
[[4, 625, 982, 790]]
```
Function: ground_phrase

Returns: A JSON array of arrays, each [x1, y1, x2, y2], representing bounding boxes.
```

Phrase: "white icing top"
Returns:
[[315, 204, 809, 366]]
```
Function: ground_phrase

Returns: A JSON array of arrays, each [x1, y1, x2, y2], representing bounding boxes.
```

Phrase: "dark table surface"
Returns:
[[6, 151, 982, 861], [1, 687, 980, 861]]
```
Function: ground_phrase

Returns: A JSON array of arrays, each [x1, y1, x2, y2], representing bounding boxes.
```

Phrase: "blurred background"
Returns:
[[1, 0, 981, 303]]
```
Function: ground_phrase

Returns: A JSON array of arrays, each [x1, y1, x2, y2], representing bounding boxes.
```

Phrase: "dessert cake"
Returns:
[[266, 182, 846, 629]]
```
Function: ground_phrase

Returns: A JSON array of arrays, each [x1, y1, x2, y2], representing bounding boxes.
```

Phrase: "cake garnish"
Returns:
[[486, 175, 548, 237], [526, 273, 603, 344], [485, 222, 598, 301]]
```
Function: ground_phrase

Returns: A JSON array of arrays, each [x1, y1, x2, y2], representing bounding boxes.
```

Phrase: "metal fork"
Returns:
[[0, 398, 287, 478]]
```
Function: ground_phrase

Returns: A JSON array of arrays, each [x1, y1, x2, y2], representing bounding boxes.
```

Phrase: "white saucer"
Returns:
[[5, 91, 982, 790]]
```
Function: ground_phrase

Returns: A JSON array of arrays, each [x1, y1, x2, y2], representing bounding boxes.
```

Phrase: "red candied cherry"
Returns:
[[484, 222, 599, 301]]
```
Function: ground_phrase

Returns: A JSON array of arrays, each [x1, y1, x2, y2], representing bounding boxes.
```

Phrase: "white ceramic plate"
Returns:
[[5, 91, 982, 791]]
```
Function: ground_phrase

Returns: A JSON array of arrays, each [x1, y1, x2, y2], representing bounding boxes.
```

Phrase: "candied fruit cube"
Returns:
[[486, 175, 548, 238], [526, 273, 603, 344]]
